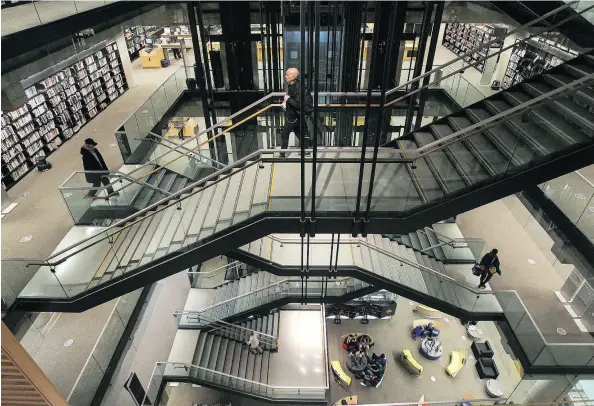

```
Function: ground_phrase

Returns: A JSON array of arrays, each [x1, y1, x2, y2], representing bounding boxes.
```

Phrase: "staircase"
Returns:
[[129, 168, 190, 210], [492, 1, 594, 48], [176, 269, 373, 328], [13, 51, 594, 312], [186, 313, 280, 393], [390, 226, 480, 263], [232, 235, 501, 319]]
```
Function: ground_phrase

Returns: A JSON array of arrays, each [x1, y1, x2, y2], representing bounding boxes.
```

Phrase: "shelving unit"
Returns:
[[125, 25, 159, 62], [502, 37, 578, 89], [442, 23, 507, 73], [1, 41, 129, 189]]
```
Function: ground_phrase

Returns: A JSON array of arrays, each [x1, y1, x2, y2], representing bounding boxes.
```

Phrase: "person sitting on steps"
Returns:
[[247, 331, 263, 354]]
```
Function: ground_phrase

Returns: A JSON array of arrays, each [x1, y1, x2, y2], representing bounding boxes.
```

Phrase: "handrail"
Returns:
[[187, 260, 241, 276], [58, 170, 172, 196], [175, 276, 353, 315], [139, 132, 227, 169], [161, 361, 329, 391], [179, 312, 278, 342], [263, 235, 502, 297], [24, 148, 411, 266], [412, 70, 594, 158], [115, 1, 586, 190], [264, 235, 457, 282]]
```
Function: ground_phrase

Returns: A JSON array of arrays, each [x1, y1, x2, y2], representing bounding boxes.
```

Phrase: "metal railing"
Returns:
[[58, 170, 171, 197], [179, 311, 278, 347], [107, 1, 589, 193], [7, 1, 593, 290]]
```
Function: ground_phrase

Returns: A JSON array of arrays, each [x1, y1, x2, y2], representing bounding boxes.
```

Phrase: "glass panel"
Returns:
[[136, 99, 157, 134], [1, 261, 46, 306], [67, 356, 103, 405], [151, 86, 168, 120], [92, 308, 125, 371]]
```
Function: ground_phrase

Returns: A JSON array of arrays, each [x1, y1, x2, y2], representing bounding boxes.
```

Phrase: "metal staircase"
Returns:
[[230, 235, 501, 319], [8, 5, 594, 311], [175, 271, 374, 328]]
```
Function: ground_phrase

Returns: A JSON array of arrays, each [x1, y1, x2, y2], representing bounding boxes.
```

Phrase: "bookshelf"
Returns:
[[442, 23, 507, 73], [125, 26, 159, 61], [502, 37, 578, 89], [1, 41, 129, 189]]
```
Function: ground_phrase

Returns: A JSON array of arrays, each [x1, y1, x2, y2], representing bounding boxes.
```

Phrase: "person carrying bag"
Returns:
[[474, 248, 501, 289]]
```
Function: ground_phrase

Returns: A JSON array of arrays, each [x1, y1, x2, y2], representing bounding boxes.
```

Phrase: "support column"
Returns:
[[187, 2, 212, 134], [114, 31, 136, 88], [404, 2, 433, 134], [336, 2, 363, 146], [219, 2, 255, 91], [415, 2, 444, 130]]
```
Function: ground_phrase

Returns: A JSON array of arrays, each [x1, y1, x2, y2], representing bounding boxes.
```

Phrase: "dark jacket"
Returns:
[[285, 79, 302, 120], [480, 252, 501, 275], [285, 79, 313, 120], [81, 145, 108, 183]]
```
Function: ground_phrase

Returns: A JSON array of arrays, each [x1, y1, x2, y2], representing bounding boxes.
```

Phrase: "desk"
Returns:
[[140, 46, 166, 68], [166, 117, 195, 139]]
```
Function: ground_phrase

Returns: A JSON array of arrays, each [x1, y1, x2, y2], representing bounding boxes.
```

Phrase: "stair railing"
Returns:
[[174, 276, 356, 326], [112, 1, 589, 192], [187, 261, 243, 288], [263, 235, 495, 297], [59, 170, 172, 197], [180, 311, 278, 347], [144, 361, 328, 404], [411, 70, 594, 159]]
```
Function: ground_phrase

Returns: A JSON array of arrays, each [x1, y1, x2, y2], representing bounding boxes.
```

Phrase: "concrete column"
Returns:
[[114, 30, 137, 88]]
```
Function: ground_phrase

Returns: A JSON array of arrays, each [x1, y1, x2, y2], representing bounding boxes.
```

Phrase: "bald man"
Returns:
[[281, 68, 312, 157]]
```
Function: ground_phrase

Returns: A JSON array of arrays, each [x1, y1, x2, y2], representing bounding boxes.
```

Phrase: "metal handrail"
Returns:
[[187, 260, 242, 276], [178, 312, 278, 342], [263, 235, 501, 297], [160, 361, 329, 391], [412, 70, 594, 158], [58, 170, 171, 196], [321, 303, 329, 391], [114, 1, 587, 189], [139, 132, 227, 169], [264, 235, 456, 281], [176, 276, 353, 316], [22, 148, 411, 266]]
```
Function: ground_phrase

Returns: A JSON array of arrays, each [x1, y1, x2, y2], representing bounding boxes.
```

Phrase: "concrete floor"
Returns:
[[3, 56, 192, 402], [2, 56, 187, 260], [457, 198, 594, 344]]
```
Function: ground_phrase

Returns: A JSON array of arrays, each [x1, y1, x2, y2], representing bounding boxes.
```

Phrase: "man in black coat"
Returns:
[[280, 68, 313, 158], [478, 248, 501, 289], [81, 138, 119, 198]]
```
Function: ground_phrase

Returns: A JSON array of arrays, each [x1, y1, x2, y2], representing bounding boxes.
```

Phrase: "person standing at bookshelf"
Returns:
[[81, 138, 119, 199]]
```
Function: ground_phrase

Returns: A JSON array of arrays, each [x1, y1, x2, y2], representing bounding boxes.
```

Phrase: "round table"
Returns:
[[346, 353, 368, 374], [420, 338, 443, 360], [467, 324, 484, 340], [486, 379, 504, 398]]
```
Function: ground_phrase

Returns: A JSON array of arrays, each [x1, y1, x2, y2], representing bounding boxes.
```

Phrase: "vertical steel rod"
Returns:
[[353, 5, 382, 232], [311, 0, 320, 225], [300, 0, 306, 227], [364, 3, 397, 221]]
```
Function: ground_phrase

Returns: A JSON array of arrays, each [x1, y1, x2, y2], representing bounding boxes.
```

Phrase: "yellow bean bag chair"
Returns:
[[446, 349, 466, 377], [331, 360, 351, 388], [401, 349, 423, 376], [413, 304, 441, 318]]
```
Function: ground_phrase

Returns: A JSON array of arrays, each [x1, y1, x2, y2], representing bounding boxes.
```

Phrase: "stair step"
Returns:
[[416, 230, 431, 251], [429, 123, 489, 185], [251, 162, 273, 215], [465, 107, 537, 166], [424, 228, 447, 261], [186, 184, 216, 237], [221, 341, 237, 386], [233, 164, 259, 224], [447, 116, 512, 176], [129, 211, 166, 264], [202, 178, 230, 230], [398, 139, 444, 201], [413, 131, 466, 194], [408, 231, 422, 251]]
